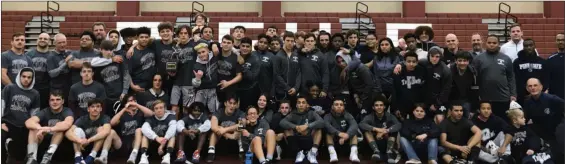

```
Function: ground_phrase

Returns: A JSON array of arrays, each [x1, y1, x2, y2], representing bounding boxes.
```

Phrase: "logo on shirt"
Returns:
[[160, 49, 175, 63], [217, 60, 233, 76], [518, 63, 542, 72], [101, 65, 120, 83], [31, 57, 48, 72], [257, 128, 263, 135], [512, 131, 526, 145], [481, 128, 495, 142], [401, 76, 423, 89], [262, 56, 269, 63], [497, 59, 505, 66], [544, 108, 550, 114], [153, 124, 168, 136], [140, 52, 155, 70], [292, 56, 298, 62], [433, 73, 441, 80], [532, 152, 551, 163], [340, 120, 347, 128], [77, 92, 97, 109], [122, 120, 138, 136], [310, 55, 318, 62], [11, 59, 29, 74], [10, 94, 32, 113]]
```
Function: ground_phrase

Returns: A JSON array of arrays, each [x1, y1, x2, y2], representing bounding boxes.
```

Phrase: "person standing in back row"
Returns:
[[473, 35, 516, 122]]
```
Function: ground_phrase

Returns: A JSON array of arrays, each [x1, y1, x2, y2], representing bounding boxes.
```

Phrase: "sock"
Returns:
[[75, 152, 82, 158], [258, 157, 266, 163], [167, 147, 174, 154], [208, 146, 215, 153], [369, 141, 379, 153], [100, 150, 108, 158], [266, 154, 273, 160], [130, 149, 138, 158], [351, 145, 358, 152], [89, 151, 97, 158], [386, 138, 395, 152], [237, 139, 243, 151], [140, 147, 148, 155], [27, 143, 38, 160], [311, 147, 318, 154], [47, 144, 58, 154], [328, 145, 335, 153]]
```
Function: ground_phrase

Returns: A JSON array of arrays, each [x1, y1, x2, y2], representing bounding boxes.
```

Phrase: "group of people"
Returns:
[[1, 12, 564, 164]]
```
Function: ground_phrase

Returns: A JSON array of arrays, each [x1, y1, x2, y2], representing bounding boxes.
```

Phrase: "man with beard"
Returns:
[[232, 26, 246, 49], [67, 31, 123, 85], [68, 63, 107, 118], [500, 24, 539, 62], [47, 33, 73, 101], [26, 33, 51, 109], [442, 33, 462, 65], [324, 98, 360, 163], [170, 25, 203, 117], [1, 67, 40, 163], [25, 90, 74, 164], [216, 35, 242, 103], [129, 27, 156, 92], [513, 39, 547, 104], [117, 28, 137, 55], [92, 22, 107, 50], [419, 46, 452, 124], [546, 33, 565, 99], [317, 31, 340, 99], [298, 33, 329, 98], [280, 96, 324, 164], [2, 33, 32, 87], [469, 33, 485, 59], [237, 37, 261, 109], [473, 35, 516, 121], [254, 34, 277, 98], [274, 32, 301, 103], [97, 40, 131, 117]]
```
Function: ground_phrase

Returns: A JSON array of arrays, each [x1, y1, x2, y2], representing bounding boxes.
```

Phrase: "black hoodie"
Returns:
[[392, 64, 427, 114], [253, 50, 277, 96], [513, 50, 547, 101], [1, 67, 40, 127], [347, 60, 381, 97], [274, 49, 301, 96], [449, 64, 479, 109], [400, 117, 440, 140], [238, 53, 260, 91], [279, 109, 325, 135], [298, 48, 329, 94], [419, 58, 452, 114]]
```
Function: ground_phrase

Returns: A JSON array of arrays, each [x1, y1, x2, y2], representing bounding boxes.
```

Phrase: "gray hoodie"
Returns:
[[280, 109, 325, 135], [324, 111, 358, 137], [472, 50, 516, 101], [1, 67, 40, 127], [359, 112, 401, 133]]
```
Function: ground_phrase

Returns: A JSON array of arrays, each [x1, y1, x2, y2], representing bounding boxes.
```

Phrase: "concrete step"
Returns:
[[32, 16, 65, 22], [25, 22, 60, 28], [26, 28, 60, 34], [339, 18, 372, 24], [482, 18, 516, 24]]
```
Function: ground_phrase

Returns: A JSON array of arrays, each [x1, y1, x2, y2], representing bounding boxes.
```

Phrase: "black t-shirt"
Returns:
[[181, 113, 209, 130], [472, 115, 510, 146], [145, 114, 175, 136], [118, 110, 145, 137], [35, 107, 74, 127], [74, 115, 111, 137], [217, 52, 242, 86], [129, 47, 156, 89], [440, 118, 475, 146], [214, 108, 245, 128]]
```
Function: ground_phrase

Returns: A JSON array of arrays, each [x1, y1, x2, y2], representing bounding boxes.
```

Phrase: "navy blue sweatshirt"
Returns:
[[523, 93, 564, 140], [513, 50, 548, 101], [545, 52, 564, 99]]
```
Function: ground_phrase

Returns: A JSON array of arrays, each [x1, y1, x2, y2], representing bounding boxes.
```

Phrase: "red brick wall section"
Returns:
[[262, 1, 281, 17], [116, 1, 139, 16], [544, 1, 564, 18], [403, 1, 425, 17]]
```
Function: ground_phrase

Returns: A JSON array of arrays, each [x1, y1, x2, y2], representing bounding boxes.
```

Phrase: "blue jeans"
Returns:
[[400, 137, 438, 161]]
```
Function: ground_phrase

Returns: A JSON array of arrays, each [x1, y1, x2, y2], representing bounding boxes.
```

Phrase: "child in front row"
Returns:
[[507, 108, 554, 164]]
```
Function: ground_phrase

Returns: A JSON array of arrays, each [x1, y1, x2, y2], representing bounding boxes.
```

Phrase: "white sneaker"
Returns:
[[126, 151, 137, 164], [161, 153, 171, 164], [405, 159, 422, 164], [295, 150, 305, 163], [349, 150, 360, 163], [307, 150, 318, 164], [139, 153, 149, 164], [329, 149, 338, 163]]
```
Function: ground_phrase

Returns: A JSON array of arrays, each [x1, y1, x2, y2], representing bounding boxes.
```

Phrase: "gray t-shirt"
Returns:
[[35, 107, 74, 127], [69, 81, 107, 117], [70, 50, 101, 84], [1, 84, 40, 127], [26, 49, 50, 89], [1, 50, 32, 85]]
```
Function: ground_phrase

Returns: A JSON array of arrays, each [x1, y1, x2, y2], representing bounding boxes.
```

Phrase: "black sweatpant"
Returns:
[[1, 122, 30, 161]]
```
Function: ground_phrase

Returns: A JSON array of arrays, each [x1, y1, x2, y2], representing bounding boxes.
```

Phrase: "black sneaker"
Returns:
[[40, 152, 54, 164], [387, 150, 400, 164], [206, 153, 215, 163], [371, 153, 381, 162]]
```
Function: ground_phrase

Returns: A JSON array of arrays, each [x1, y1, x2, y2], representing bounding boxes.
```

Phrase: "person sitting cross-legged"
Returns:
[[139, 100, 177, 164], [175, 102, 210, 164]]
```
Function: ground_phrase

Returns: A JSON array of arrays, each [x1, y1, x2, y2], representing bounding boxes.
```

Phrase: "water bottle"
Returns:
[[245, 149, 253, 164]]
